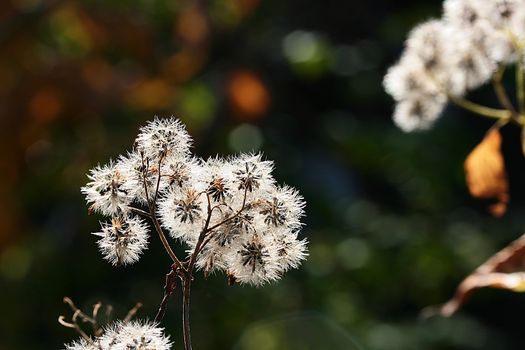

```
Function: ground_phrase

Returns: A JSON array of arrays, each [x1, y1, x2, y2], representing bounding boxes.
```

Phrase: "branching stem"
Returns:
[[140, 154, 184, 270]]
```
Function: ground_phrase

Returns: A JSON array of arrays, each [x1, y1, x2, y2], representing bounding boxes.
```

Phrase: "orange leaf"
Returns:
[[428, 233, 525, 317], [464, 129, 509, 217]]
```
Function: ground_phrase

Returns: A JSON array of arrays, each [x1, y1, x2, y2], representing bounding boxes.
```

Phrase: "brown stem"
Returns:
[[128, 206, 151, 218], [204, 187, 249, 234], [181, 276, 193, 350], [123, 302, 143, 324], [154, 156, 164, 202], [140, 154, 184, 270], [155, 266, 179, 323], [176, 188, 251, 350]]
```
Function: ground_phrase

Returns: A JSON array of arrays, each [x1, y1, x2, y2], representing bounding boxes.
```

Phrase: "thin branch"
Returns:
[[140, 154, 184, 270], [493, 66, 521, 121], [128, 206, 151, 218], [58, 316, 92, 343], [123, 302, 143, 323], [516, 56, 525, 115], [63, 297, 98, 328], [204, 187, 249, 234], [91, 302, 102, 336], [59, 297, 100, 342], [154, 156, 165, 202], [181, 277, 193, 350], [487, 116, 511, 135], [449, 95, 510, 120], [154, 267, 178, 323]]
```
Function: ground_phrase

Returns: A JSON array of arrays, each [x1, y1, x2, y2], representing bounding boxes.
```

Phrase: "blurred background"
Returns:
[[2, 0, 525, 349]]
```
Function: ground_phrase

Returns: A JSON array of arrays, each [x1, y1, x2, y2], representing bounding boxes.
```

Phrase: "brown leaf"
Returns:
[[464, 129, 509, 217], [428, 232, 525, 317]]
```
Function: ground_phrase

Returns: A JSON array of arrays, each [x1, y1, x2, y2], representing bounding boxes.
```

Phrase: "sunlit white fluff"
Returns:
[[271, 229, 309, 272], [93, 216, 149, 266], [82, 117, 308, 286], [157, 187, 207, 241], [117, 151, 167, 205], [383, 54, 443, 102], [104, 321, 172, 350], [64, 321, 172, 350], [258, 185, 305, 231], [385, 0, 525, 132], [134, 117, 192, 162], [393, 96, 447, 132], [64, 338, 98, 350], [224, 233, 281, 286], [81, 161, 132, 216]]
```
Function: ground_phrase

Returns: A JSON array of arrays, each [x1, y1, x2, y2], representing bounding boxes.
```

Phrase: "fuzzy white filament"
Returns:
[[81, 117, 308, 286], [65, 321, 172, 350], [383, 0, 525, 131], [92, 216, 149, 266]]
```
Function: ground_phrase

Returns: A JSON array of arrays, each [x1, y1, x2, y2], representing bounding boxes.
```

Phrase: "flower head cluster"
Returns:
[[384, 0, 525, 131], [81, 117, 308, 286], [65, 321, 172, 350]]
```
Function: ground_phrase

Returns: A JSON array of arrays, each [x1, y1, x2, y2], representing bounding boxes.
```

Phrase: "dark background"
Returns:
[[2, 0, 525, 349]]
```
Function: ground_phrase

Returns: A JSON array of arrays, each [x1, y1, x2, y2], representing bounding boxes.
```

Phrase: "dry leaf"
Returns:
[[464, 129, 509, 217], [427, 232, 525, 317]]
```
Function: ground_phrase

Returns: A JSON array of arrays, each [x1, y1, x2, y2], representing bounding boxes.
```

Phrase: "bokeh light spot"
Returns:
[[336, 238, 371, 270], [228, 123, 263, 152], [227, 70, 271, 121]]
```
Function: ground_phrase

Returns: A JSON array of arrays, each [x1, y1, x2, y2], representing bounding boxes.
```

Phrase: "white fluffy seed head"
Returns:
[[231, 153, 275, 194], [104, 321, 172, 350], [271, 229, 309, 272], [257, 185, 306, 231], [383, 1, 525, 131], [134, 117, 192, 162], [225, 233, 281, 286], [157, 187, 207, 242], [405, 20, 452, 79], [92, 216, 149, 266], [81, 161, 133, 216], [82, 117, 308, 286], [392, 96, 447, 132], [65, 320, 172, 350], [64, 338, 98, 350], [383, 53, 443, 102], [117, 151, 167, 205], [443, 0, 491, 29]]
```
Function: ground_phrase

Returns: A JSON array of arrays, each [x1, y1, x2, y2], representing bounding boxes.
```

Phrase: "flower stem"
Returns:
[[140, 154, 184, 270], [181, 277, 192, 350], [517, 52, 525, 115], [449, 96, 510, 119], [493, 66, 520, 120]]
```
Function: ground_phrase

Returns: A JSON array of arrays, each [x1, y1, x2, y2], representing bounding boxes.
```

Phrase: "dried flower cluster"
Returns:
[[384, 0, 525, 131], [77, 117, 308, 349], [65, 321, 172, 350], [81, 117, 307, 285]]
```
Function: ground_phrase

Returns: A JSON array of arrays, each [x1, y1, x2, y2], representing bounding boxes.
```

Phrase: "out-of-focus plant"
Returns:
[[65, 117, 308, 349], [384, 0, 525, 316]]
